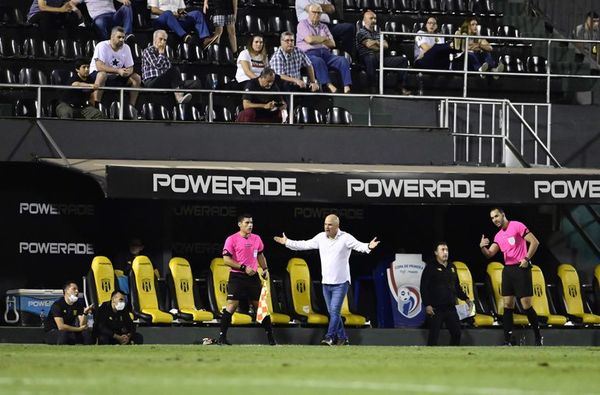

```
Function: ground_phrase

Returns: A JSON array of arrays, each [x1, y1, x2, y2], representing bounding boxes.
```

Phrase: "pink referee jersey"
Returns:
[[223, 233, 264, 273], [493, 220, 529, 266]]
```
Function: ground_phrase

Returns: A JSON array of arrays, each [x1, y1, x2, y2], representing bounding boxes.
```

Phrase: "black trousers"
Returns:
[[426, 307, 462, 346], [28, 11, 81, 42], [143, 67, 201, 90], [45, 329, 95, 345], [360, 53, 409, 89], [97, 332, 143, 345]]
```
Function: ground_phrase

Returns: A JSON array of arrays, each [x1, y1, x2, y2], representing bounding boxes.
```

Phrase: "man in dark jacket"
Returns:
[[95, 290, 142, 344], [420, 242, 472, 346]]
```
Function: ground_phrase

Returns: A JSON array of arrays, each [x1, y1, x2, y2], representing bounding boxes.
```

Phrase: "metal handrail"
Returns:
[[378, 31, 600, 103]]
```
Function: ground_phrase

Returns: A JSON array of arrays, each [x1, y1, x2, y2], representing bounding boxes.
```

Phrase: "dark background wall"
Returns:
[[533, 0, 600, 37]]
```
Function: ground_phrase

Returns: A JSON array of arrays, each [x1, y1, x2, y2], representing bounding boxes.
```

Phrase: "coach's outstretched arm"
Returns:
[[274, 233, 319, 251]]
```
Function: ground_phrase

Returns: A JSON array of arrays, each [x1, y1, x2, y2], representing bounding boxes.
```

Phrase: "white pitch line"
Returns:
[[0, 376, 590, 395]]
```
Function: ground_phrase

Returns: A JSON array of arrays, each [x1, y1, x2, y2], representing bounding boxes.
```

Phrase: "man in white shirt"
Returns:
[[274, 214, 379, 346], [89, 26, 141, 106], [295, 0, 354, 55]]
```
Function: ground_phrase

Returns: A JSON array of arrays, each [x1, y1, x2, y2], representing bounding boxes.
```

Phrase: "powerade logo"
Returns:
[[293, 207, 364, 220], [27, 300, 54, 308], [153, 174, 298, 196], [397, 286, 421, 319], [347, 179, 487, 199], [19, 203, 95, 216], [173, 205, 237, 217], [19, 242, 94, 255], [534, 180, 600, 199]]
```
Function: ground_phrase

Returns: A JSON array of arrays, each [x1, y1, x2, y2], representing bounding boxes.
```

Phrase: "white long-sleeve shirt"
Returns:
[[285, 230, 371, 285]]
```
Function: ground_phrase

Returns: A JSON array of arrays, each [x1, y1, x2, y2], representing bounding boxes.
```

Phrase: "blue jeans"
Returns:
[[93, 5, 133, 40], [322, 281, 349, 340], [306, 48, 352, 86], [152, 10, 210, 39]]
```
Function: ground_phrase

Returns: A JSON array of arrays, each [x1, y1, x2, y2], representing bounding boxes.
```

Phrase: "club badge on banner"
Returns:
[[386, 254, 426, 328]]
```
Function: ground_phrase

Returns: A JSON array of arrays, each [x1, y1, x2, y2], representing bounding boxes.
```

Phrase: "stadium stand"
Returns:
[[485, 262, 530, 326], [129, 255, 174, 324], [284, 258, 329, 325], [530, 265, 567, 326], [453, 261, 495, 327], [166, 257, 214, 323], [207, 257, 253, 325], [556, 263, 600, 325]]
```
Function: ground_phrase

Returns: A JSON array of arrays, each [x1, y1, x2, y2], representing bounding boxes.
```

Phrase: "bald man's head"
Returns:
[[324, 214, 340, 238], [363, 11, 377, 29]]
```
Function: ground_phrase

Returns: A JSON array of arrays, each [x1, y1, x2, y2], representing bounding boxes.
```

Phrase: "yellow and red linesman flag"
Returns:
[[256, 281, 270, 324]]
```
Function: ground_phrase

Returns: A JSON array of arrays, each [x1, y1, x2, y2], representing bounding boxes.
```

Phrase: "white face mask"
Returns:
[[67, 294, 78, 304], [115, 301, 126, 311]]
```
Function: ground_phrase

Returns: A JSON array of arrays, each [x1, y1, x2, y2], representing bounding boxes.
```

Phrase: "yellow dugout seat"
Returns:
[[257, 267, 292, 325], [594, 265, 600, 314], [207, 258, 252, 325], [453, 261, 495, 327], [167, 257, 214, 323], [86, 256, 116, 307], [530, 265, 567, 326], [285, 258, 328, 325], [130, 256, 173, 324], [557, 263, 600, 325], [341, 292, 367, 327], [486, 262, 529, 325]]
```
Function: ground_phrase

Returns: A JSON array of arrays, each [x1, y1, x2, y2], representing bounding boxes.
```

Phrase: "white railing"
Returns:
[[378, 31, 600, 103]]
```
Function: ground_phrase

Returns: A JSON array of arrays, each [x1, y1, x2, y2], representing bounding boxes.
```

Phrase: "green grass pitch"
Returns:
[[1, 344, 599, 395]]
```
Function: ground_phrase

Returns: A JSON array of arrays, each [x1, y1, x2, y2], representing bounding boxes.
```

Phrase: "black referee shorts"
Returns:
[[501, 264, 533, 298], [227, 271, 262, 301]]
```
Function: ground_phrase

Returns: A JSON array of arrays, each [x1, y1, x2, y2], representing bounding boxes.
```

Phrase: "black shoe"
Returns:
[[217, 337, 232, 345], [320, 337, 334, 346], [267, 333, 277, 346], [336, 338, 350, 346]]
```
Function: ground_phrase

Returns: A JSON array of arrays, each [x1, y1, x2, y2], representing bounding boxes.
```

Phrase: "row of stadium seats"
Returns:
[[456, 261, 600, 327], [85, 253, 600, 328], [86, 255, 366, 326]]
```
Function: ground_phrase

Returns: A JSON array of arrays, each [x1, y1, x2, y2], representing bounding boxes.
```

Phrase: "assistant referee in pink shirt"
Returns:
[[480, 207, 542, 346], [217, 214, 275, 345]]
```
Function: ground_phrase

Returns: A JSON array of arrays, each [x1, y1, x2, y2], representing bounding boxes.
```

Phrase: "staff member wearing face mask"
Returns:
[[95, 290, 141, 345], [44, 281, 94, 345]]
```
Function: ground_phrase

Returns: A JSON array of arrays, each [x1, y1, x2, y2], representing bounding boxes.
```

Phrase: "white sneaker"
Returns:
[[492, 63, 505, 80], [175, 92, 192, 104], [478, 62, 489, 78]]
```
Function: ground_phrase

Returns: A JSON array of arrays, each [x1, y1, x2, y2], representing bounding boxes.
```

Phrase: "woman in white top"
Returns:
[[414, 16, 453, 70], [235, 34, 268, 84]]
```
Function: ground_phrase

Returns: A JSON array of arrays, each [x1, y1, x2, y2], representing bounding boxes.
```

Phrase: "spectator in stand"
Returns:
[[149, 0, 219, 48], [57, 57, 104, 119], [204, 0, 237, 54], [44, 281, 94, 345], [235, 35, 268, 85], [414, 16, 454, 71], [297, 4, 351, 93], [356, 10, 410, 95], [572, 11, 600, 63], [142, 30, 201, 104], [452, 17, 504, 77], [74, 0, 134, 40], [89, 26, 141, 106], [27, 0, 82, 42], [270, 31, 320, 92], [236, 68, 286, 123], [295, 0, 354, 55]]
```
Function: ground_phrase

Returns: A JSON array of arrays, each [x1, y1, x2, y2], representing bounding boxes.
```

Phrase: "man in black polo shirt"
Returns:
[[236, 68, 287, 123], [420, 242, 472, 346], [355, 10, 410, 95], [56, 58, 104, 119], [44, 281, 94, 345], [95, 290, 142, 345]]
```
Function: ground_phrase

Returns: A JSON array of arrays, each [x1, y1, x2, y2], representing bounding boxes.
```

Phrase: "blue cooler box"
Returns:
[[4, 289, 63, 326]]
